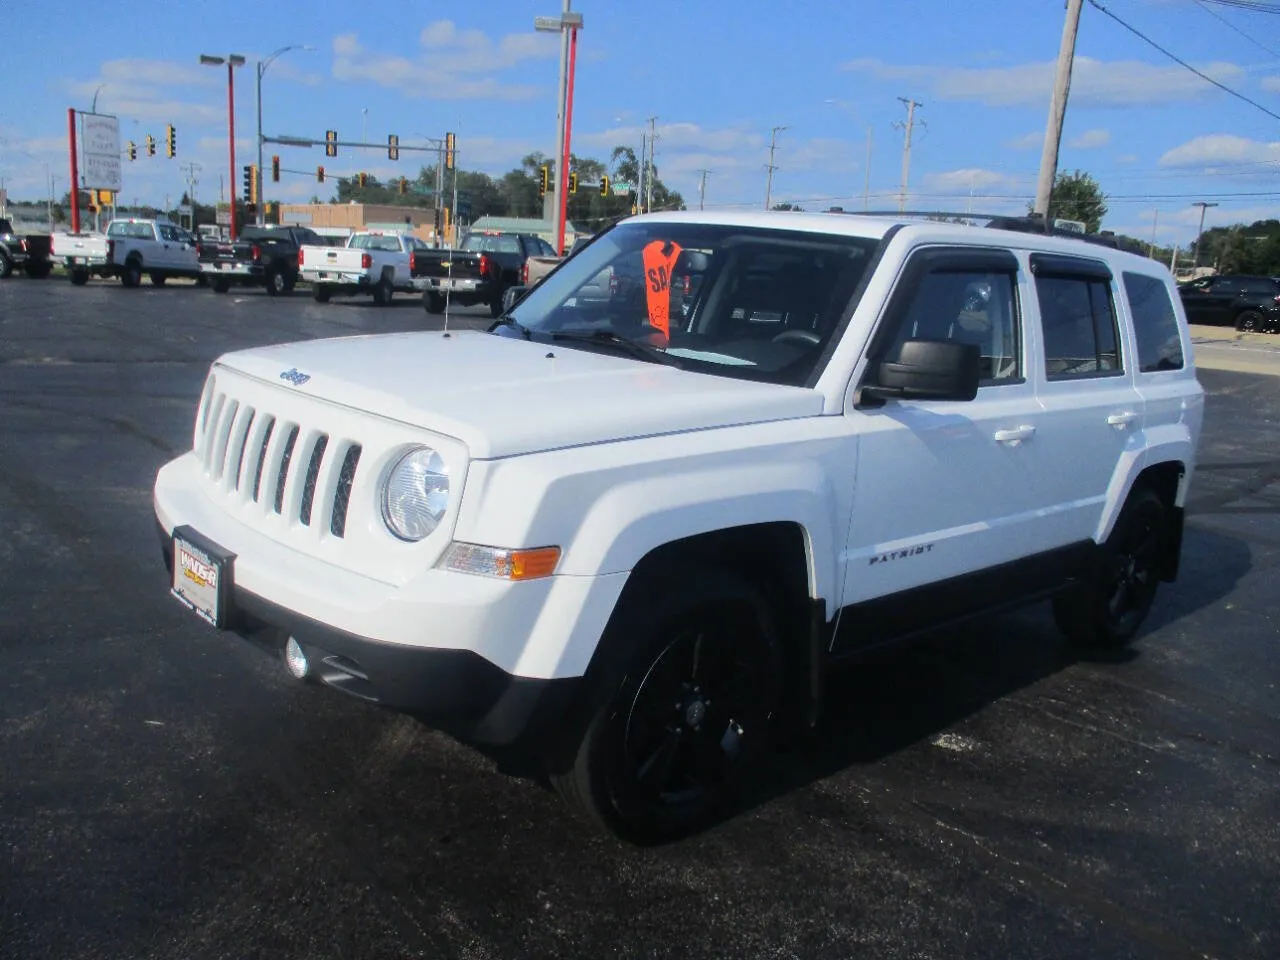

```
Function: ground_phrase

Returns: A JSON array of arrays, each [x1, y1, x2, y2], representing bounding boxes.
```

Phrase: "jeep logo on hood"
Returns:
[[279, 368, 311, 386]]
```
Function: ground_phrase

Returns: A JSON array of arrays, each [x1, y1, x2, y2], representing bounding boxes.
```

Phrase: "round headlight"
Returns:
[[382, 446, 450, 541]]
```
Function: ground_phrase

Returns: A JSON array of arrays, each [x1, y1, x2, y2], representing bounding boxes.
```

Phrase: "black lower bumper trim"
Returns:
[[158, 522, 581, 750]]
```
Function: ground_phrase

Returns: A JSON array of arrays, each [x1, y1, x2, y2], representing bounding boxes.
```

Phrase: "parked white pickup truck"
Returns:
[[105, 218, 201, 288], [297, 230, 431, 306], [51, 229, 111, 285]]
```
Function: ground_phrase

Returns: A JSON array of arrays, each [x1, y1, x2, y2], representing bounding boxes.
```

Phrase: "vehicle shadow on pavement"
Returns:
[[716, 523, 1253, 830]]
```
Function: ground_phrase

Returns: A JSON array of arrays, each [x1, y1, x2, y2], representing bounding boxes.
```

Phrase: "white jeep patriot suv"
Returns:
[[154, 210, 1203, 842]]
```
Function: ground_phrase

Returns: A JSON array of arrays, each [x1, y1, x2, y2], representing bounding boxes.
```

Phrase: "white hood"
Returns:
[[215, 330, 823, 459]]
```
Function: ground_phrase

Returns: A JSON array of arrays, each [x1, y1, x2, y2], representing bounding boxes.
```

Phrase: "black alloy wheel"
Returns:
[[266, 269, 287, 297], [1236, 310, 1263, 332]]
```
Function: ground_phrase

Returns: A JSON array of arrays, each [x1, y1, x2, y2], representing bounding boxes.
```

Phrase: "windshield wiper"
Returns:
[[488, 315, 533, 339], [549, 329, 684, 368]]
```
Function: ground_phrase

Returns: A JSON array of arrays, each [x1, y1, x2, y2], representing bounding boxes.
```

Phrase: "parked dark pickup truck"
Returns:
[[0, 218, 53, 279], [199, 224, 324, 295], [1178, 274, 1280, 332], [415, 231, 558, 316]]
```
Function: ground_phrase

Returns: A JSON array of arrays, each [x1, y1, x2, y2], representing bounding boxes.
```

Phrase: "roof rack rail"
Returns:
[[821, 208, 1145, 254]]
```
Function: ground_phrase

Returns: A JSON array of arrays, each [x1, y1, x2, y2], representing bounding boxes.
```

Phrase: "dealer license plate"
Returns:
[[170, 527, 234, 627]]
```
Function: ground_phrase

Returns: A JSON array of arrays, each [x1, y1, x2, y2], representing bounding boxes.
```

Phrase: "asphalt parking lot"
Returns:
[[1, 276, 1277, 960]]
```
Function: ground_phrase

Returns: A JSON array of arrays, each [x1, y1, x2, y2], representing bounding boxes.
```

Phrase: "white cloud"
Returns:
[[577, 122, 764, 154], [1158, 134, 1280, 167], [842, 56, 1247, 107], [331, 20, 559, 101], [1117, 154, 1139, 164], [1262, 76, 1280, 93], [1067, 128, 1110, 149], [67, 58, 224, 124], [1005, 131, 1042, 150], [921, 168, 1032, 196]]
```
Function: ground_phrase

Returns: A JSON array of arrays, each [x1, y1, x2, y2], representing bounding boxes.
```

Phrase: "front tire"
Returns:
[[150, 273, 166, 287], [1235, 310, 1263, 332], [1053, 486, 1168, 649], [551, 568, 780, 844]]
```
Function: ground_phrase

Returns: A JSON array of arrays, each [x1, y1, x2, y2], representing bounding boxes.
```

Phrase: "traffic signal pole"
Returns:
[[227, 61, 238, 241], [557, 25, 579, 256]]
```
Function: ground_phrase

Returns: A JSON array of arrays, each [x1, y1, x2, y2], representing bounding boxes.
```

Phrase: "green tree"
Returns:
[[772, 202, 803, 211], [1034, 170, 1108, 234]]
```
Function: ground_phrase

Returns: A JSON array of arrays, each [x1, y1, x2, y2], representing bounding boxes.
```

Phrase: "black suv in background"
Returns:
[[1178, 274, 1280, 332]]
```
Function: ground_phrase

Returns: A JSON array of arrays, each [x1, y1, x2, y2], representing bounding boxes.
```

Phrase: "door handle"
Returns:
[[994, 425, 1036, 445], [1106, 411, 1138, 429]]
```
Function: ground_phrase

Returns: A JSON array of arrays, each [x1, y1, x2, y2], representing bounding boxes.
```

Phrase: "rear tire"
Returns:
[[69, 268, 89, 286], [0, 253, 12, 279], [1053, 486, 1168, 649], [24, 261, 52, 279], [424, 292, 445, 314], [150, 273, 166, 286], [265, 268, 287, 297], [313, 284, 332, 303], [120, 260, 143, 288], [212, 280, 231, 294], [550, 567, 781, 844], [489, 290, 504, 318], [372, 276, 393, 307], [1235, 310, 1263, 332]]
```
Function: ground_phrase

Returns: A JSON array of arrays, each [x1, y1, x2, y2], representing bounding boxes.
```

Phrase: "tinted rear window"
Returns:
[[1123, 273, 1184, 373]]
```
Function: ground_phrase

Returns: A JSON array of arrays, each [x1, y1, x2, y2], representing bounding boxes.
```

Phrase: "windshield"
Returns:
[[499, 221, 878, 385], [349, 234, 403, 252]]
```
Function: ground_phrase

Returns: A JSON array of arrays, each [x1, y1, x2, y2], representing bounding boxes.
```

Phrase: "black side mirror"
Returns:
[[862, 339, 981, 403], [502, 284, 529, 313]]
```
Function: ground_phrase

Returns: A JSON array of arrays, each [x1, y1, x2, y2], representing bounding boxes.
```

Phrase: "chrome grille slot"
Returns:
[[210, 400, 239, 479], [251, 417, 276, 502], [273, 426, 301, 515], [229, 409, 256, 492], [330, 445, 362, 539], [298, 434, 329, 526]]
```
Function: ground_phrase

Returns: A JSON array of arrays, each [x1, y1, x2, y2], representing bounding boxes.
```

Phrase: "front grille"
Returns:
[[331, 445, 362, 538], [197, 386, 366, 543]]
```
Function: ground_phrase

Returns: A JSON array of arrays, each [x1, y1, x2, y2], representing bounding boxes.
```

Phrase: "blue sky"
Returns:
[[3, 0, 1278, 246]]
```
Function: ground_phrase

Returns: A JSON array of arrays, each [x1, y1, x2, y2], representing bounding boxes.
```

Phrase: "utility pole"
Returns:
[[638, 133, 646, 213], [1148, 209, 1159, 257], [1169, 240, 1178, 273], [646, 116, 658, 212], [1034, 0, 1084, 219], [764, 125, 788, 210], [1191, 201, 1218, 269], [863, 126, 873, 212], [549, 0, 571, 224], [435, 144, 444, 246], [893, 98, 922, 213], [697, 168, 710, 210]]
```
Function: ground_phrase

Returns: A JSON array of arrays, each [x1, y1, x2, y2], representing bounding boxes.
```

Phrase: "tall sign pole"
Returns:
[[557, 25, 579, 255], [68, 108, 81, 233], [228, 62, 238, 241]]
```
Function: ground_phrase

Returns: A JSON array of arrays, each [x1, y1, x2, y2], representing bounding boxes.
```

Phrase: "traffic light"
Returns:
[[538, 164, 549, 198], [317, 165, 325, 183], [388, 134, 399, 161], [629, 190, 638, 215], [325, 129, 338, 157], [445, 132, 456, 170], [145, 134, 156, 157], [569, 172, 578, 194], [96, 190, 114, 206], [271, 155, 280, 182], [165, 124, 176, 158], [398, 177, 408, 195], [599, 175, 609, 198], [127, 141, 137, 161], [242, 164, 253, 202], [358, 172, 368, 189]]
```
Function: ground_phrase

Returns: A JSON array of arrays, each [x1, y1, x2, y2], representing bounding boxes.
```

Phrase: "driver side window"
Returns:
[[882, 267, 1022, 384]]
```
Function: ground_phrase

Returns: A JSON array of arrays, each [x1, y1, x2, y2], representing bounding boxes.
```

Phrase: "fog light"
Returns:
[[284, 637, 309, 679]]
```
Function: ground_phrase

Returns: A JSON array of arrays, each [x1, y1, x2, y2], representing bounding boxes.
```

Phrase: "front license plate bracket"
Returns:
[[170, 525, 237, 628]]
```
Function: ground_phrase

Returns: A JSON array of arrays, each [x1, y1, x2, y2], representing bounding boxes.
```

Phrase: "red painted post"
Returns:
[[557, 27, 578, 256], [68, 108, 81, 234], [227, 62, 237, 242]]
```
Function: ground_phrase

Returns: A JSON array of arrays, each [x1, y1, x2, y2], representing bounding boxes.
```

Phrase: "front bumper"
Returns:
[[157, 524, 581, 747]]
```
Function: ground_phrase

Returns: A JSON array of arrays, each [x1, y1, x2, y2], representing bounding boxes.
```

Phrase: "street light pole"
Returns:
[[200, 53, 246, 240], [535, 6, 584, 248], [256, 45, 312, 226]]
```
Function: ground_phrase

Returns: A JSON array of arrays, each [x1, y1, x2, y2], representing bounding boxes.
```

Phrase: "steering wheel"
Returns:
[[772, 329, 821, 347]]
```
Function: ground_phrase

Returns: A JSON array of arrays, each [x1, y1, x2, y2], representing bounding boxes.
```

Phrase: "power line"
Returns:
[[1086, 0, 1280, 122], [1197, 0, 1280, 13], [1194, 0, 1280, 58]]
